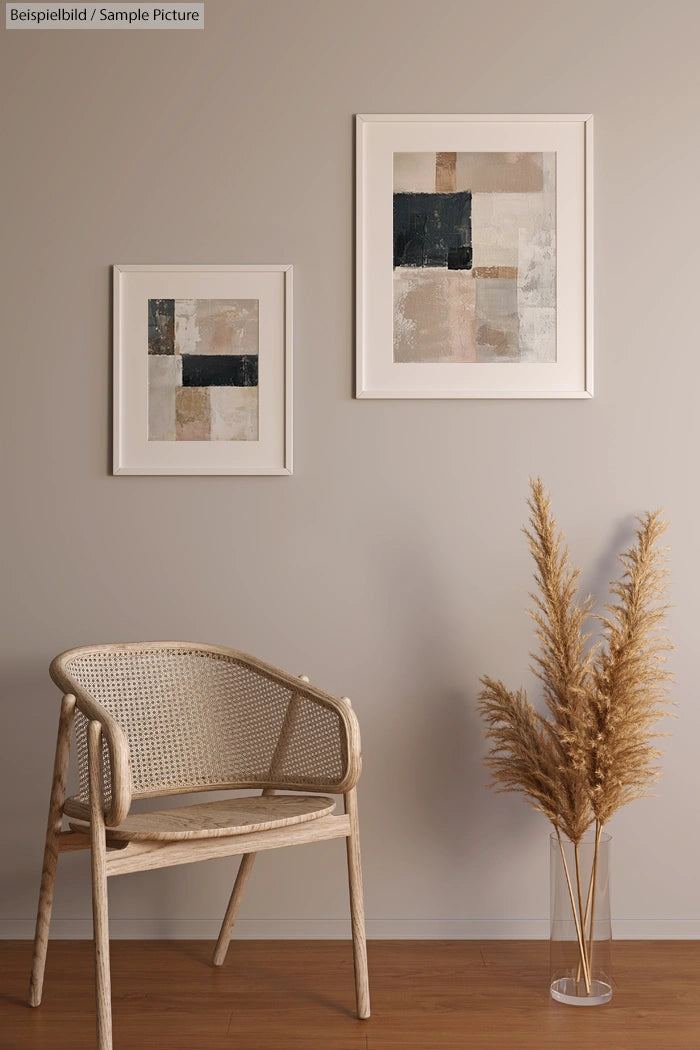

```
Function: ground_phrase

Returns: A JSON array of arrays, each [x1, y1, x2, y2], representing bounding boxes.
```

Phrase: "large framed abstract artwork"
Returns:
[[113, 264, 292, 474], [356, 114, 593, 398]]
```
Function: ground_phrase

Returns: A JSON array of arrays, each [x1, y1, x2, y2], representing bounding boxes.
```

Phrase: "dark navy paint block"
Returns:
[[447, 246, 473, 270], [181, 354, 259, 388], [393, 191, 472, 269]]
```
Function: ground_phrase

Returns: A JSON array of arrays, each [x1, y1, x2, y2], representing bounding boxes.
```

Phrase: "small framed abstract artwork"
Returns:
[[356, 114, 593, 398], [113, 264, 292, 474]]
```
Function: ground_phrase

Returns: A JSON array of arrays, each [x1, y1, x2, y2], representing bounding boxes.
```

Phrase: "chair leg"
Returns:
[[344, 788, 370, 1019], [29, 694, 75, 1007], [212, 852, 257, 966], [89, 721, 113, 1050], [213, 785, 276, 966]]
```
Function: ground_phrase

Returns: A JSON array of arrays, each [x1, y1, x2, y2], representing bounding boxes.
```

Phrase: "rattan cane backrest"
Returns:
[[51, 643, 357, 814]]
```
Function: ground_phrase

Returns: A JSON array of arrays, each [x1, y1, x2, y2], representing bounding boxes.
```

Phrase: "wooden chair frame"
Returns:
[[28, 643, 370, 1050]]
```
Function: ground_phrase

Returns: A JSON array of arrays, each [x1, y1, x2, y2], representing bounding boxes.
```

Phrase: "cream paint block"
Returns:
[[518, 227, 555, 309], [542, 150, 556, 197], [210, 386, 259, 441], [224, 300, 259, 354], [148, 356, 181, 441], [471, 192, 552, 268], [174, 299, 199, 355], [518, 306, 556, 362]]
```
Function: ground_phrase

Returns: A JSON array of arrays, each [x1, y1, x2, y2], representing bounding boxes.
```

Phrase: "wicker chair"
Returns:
[[28, 642, 369, 1049]]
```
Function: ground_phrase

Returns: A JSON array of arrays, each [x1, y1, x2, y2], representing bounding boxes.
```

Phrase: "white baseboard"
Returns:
[[2, 918, 700, 939]]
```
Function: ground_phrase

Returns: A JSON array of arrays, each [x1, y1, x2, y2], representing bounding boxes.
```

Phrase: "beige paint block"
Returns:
[[436, 152, 457, 192], [193, 299, 259, 355], [473, 266, 518, 279], [393, 152, 438, 192], [176, 387, 211, 440], [455, 152, 545, 193], [394, 269, 476, 362], [210, 386, 259, 441], [174, 299, 259, 356], [148, 356, 181, 441]]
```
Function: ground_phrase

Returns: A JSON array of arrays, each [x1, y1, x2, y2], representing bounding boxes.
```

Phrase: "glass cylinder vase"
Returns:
[[550, 830, 612, 1006]]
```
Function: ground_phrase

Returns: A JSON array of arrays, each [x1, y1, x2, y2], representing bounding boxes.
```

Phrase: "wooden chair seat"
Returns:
[[67, 793, 336, 842]]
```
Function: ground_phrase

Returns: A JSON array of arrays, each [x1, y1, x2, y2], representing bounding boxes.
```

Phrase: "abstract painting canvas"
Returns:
[[147, 298, 259, 441], [114, 265, 292, 475], [393, 151, 555, 364], [356, 115, 592, 398]]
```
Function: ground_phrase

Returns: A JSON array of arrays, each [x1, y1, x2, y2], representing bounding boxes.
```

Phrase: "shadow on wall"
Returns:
[[579, 514, 650, 645], [0, 661, 75, 911], [1, 661, 61, 813], [364, 520, 519, 867]]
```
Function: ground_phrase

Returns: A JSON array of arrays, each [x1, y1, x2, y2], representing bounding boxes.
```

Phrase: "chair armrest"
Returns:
[[227, 650, 363, 794], [274, 686, 363, 795], [50, 656, 132, 827]]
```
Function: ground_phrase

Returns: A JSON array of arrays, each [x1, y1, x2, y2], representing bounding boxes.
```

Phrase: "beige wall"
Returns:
[[1, 0, 698, 939]]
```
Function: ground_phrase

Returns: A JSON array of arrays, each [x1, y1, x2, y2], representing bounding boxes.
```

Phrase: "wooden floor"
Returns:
[[1, 940, 699, 1050]]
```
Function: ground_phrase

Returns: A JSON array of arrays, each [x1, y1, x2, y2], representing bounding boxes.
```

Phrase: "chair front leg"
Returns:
[[344, 787, 370, 1019], [89, 720, 113, 1050], [29, 693, 75, 1007]]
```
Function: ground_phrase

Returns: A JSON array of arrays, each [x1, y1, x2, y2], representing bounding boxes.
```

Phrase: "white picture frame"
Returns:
[[356, 114, 593, 399], [113, 264, 293, 474]]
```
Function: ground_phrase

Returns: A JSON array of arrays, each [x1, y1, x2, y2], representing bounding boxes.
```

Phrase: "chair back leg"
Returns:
[[29, 694, 75, 1007], [213, 851, 257, 966], [89, 720, 113, 1050], [213, 785, 279, 966], [344, 788, 370, 1019]]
